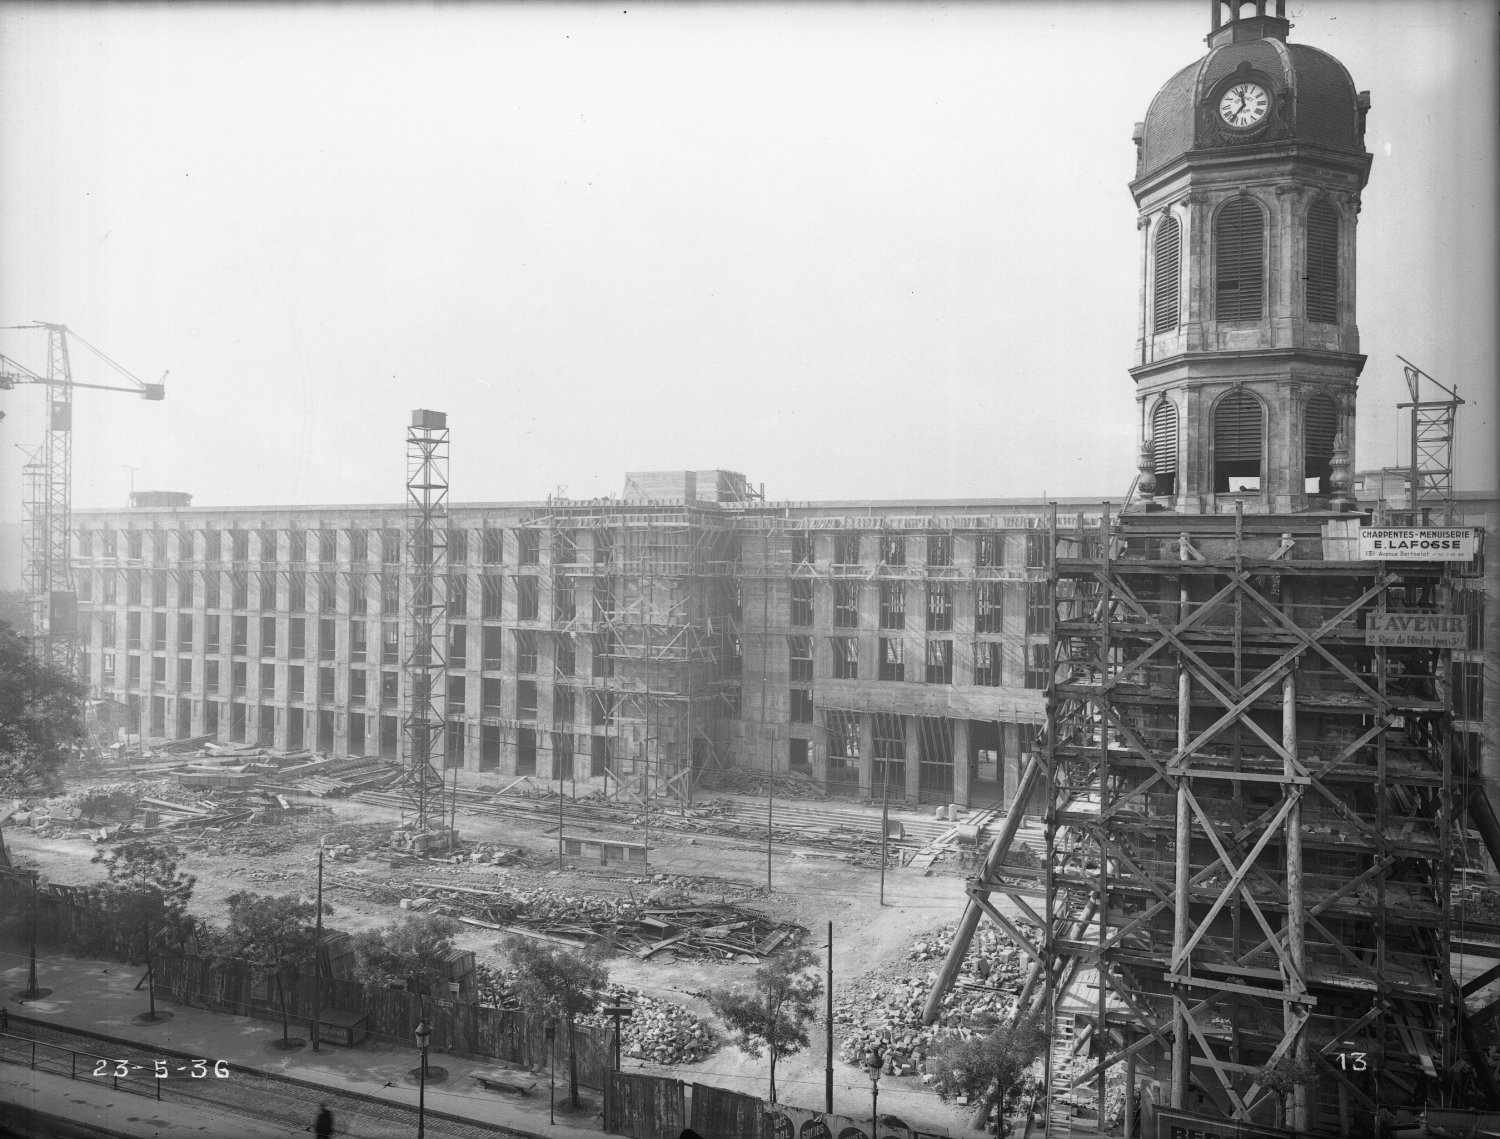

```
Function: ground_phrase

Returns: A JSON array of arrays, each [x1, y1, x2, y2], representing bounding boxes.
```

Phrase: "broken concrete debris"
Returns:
[[834, 921, 1037, 1077], [579, 986, 716, 1065]]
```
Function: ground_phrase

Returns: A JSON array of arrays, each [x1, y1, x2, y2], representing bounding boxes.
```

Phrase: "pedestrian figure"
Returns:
[[315, 1103, 333, 1139]]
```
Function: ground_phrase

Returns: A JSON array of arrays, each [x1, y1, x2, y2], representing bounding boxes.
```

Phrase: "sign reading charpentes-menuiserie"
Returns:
[[1358, 527, 1477, 561], [1366, 612, 1468, 649]]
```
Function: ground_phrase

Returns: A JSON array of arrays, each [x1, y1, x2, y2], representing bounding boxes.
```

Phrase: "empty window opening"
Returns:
[[833, 582, 859, 628], [873, 713, 906, 796], [789, 738, 812, 777], [927, 535, 953, 568], [834, 533, 861, 565], [517, 729, 537, 776], [916, 717, 954, 805], [481, 575, 505, 619], [515, 630, 538, 674], [831, 636, 858, 680], [878, 637, 905, 681], [925, 640, 953, 685], [879, 582, 906, 629], [790, 579, 813, 627], [880, 534, 906, 566], [517, 680, 538, 720], [1303, 393, 1338, 493], [517, 529, 540, 565], [516, 577, 539, 621], [976, 582, 1004, 634], [975, 642, 1003, 687], [789, 635, 814, 682], [976, 534, 1003, 569], [790, 532, 813, 566], [824, 711, 861, 796], [926, 583, 953, 631], [1213, 389, 1264, 492], [790, 688, 814, 723], [482, 529, 505, 565]]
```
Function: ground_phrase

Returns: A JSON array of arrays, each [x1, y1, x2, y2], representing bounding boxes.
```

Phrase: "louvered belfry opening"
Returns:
[[1304, 392, 1339, 492], [1154, 215, 1182, 333], [1305, 199, 1340, 323], [1212, 388, 1263, 491], [1214, 198, 1265, 320], [1151, 399, 1179, 495]]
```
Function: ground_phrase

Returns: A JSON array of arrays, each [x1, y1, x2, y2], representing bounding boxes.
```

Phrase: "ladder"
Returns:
[[1047, 1014, 1076, 1139]]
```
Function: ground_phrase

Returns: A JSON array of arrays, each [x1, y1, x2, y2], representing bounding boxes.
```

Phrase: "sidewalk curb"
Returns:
[[10, 1014, 550, 1139]]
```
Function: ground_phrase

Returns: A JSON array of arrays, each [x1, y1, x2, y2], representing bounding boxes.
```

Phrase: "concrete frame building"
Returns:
[[68, 480, 1116, 813]]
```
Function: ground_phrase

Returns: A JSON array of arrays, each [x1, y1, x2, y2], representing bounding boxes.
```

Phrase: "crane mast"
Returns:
[[1, 322, 164, 673]]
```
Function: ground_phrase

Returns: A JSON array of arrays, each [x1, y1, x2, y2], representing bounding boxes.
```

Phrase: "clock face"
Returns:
[[1219, 82, 1270, 128]]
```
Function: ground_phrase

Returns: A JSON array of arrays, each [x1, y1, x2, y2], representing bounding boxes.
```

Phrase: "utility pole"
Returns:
[[557, 775, 564, 869], [879, 764, 891, 906], [312, 846, 324, 1051], [825, 921, 834, 1114], [766, 781, 774, 893]]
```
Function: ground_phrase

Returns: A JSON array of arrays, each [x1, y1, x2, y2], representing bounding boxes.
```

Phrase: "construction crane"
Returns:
[[1386, 354, 1465, 524], [0, 322, 165, 673]]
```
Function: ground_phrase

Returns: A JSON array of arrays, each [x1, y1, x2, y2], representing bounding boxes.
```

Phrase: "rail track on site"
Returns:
[[0, 1015, 539, 1139]]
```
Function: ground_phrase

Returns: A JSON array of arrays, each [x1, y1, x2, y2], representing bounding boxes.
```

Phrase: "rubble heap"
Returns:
[[579, 986, 717, 1065], [834, 922, 1036, 1074]]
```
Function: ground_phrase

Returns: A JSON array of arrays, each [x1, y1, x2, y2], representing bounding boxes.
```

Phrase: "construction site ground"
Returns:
[[3, 767, 1057, 1136]]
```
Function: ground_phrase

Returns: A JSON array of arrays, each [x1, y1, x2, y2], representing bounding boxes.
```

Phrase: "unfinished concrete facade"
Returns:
[[69, 481, 1114, 813]]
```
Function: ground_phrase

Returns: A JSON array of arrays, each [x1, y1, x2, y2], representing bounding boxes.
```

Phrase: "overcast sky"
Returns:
[[0, 0, 1494, 527]]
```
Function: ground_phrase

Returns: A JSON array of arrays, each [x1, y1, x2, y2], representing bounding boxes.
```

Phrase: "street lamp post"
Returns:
[[865, 1045, 885, 1139], [414, 1017, 432, 1139], [546, 1023, 556, 1125]]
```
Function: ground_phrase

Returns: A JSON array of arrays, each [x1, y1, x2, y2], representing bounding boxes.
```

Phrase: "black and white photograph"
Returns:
[[0, 3, 1495, 1138]]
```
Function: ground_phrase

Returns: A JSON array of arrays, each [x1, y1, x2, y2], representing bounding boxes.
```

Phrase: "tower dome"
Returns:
[[1135, 4, 1369, 179]]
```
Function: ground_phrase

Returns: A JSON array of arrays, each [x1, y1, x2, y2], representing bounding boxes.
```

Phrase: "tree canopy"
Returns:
[[90, 840, 198, 960], [215, 890, 331, 1048], [0, 621, 85, 796], [927, 1009, 1047, 1127], [351, 913, 462, 995], [706, 947, 822, 1104], [505, 936, 609, 1108]]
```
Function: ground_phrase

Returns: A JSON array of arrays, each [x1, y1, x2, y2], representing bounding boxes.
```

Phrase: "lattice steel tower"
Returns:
[[401, 409, 449, 835]]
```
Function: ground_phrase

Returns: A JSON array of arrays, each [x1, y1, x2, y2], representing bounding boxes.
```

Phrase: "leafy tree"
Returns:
[[350, 913, 461, 996], [1257, 1055, 1318, 1128], [215, 891, 331, 1050], [706, 947, 822, 1104], [0, 621, 85, 796], [90, 840, 199, 959], [0, 592, 29, 634], [927, 1009, 1048, 1129], [504, 936, 608, 1109]]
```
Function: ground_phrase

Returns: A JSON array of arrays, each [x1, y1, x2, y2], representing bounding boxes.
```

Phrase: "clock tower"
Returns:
[[1130, 0, 1372, 514]]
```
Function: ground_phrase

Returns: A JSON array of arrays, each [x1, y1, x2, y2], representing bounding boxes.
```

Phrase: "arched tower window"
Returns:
[[1213, 389, 1263, 492], [1153, 215, 1182, 333], [1305, 200, 1340, 323], [1214, 198, 1265, 320], [1151, 400, 1179, 496], [1304, 392, 1339, 493]]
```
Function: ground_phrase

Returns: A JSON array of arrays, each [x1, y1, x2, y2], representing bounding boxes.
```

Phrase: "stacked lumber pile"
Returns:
[[269, 755, 406, 796], [403, 880, 801, 962], [703, 768, 830, 801]]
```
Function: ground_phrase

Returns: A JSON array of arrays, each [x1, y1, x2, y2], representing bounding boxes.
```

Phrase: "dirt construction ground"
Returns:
[[6, 776, 987, 1135]]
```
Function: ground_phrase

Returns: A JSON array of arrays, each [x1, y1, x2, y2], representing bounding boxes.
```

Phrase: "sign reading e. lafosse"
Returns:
[[1358, 527, 1475, 560]]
